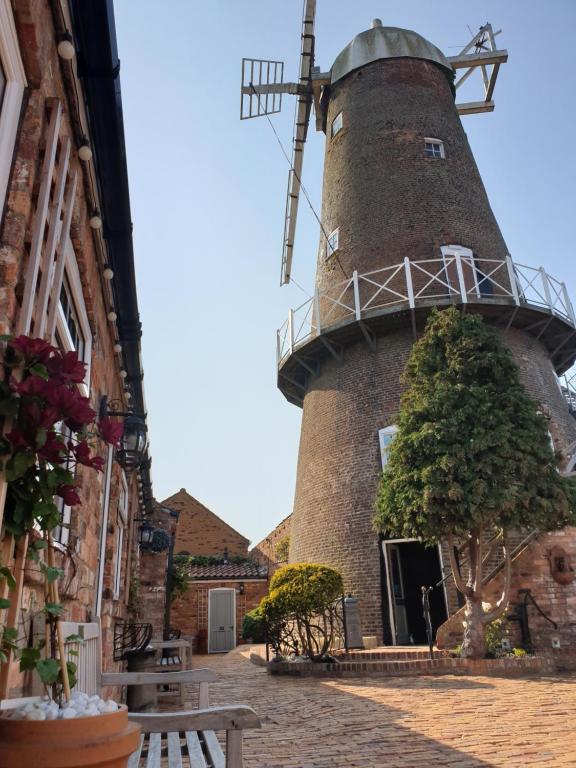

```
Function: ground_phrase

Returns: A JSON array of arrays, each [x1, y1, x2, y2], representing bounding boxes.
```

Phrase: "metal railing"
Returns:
[[277, 256, 576, 365]]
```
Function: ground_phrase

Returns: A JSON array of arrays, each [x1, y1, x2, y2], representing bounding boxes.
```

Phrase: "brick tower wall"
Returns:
[[289, 46, 576, 643]]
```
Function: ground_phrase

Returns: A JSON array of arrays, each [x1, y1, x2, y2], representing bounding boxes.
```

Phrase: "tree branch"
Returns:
[[483, 531, 512, 624], [474, 526, 483, 596], [481, 530, 503, 568], [447, 534, 468, 595]]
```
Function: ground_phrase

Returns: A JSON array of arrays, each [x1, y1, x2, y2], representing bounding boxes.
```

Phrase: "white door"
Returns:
[[208, 589, 236, 653]]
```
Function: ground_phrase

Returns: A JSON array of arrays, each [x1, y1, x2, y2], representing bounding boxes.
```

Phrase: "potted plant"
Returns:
[[0, 335, 140, 767]]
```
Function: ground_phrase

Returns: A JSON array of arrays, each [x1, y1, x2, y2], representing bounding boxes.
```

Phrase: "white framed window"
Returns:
[[424, 138, 445, 159], [95, 446, 114, 617], [54, 237, 92, 394], [113, 472, 128, 600], [325, 228, 339, 260], [0, 0, 26, 214], [331, 111, 343, 138], [379, 425, 398, 470]]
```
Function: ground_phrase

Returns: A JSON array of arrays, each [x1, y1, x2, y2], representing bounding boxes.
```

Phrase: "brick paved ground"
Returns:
[[189, 647, 576, 767]]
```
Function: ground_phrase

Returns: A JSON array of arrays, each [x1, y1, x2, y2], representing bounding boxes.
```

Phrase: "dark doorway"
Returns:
[[383, 540, 448, 645]]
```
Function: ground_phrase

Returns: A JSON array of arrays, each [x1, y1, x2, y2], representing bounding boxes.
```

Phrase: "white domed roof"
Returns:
[[331, 24, 452, 85]]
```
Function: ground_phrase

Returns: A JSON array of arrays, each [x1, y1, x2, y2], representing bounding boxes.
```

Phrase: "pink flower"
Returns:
[[98, 417, 124, 448], [45, 386, 95, 429], [37, 431, 67, 463]]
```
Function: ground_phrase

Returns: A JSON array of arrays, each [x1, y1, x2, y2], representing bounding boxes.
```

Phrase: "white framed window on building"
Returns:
[[54, 237, 92, 393], [0, 0, 26, 213], [325, 228, 339, 260], [113, 472, 128, 600], [378, 425, 398, 470], [424, 138, 445, 159], [331, 111, 343, 138]]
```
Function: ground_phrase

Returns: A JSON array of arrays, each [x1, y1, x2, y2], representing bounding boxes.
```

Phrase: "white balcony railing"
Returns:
[[277, 256, 576, 366]]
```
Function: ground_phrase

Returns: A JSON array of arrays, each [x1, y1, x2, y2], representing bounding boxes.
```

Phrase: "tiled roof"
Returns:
[[187, 562, 268, 580]]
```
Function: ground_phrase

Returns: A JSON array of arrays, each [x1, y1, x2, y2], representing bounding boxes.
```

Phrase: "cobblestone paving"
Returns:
[[190, 648, 576, 768]]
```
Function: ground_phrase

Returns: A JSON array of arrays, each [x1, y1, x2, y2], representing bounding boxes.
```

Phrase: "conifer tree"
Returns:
[[374, 308, 575, 658]]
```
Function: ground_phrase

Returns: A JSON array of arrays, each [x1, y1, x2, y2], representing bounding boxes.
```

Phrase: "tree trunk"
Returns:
[[460, 528, 486, 659], [461, 593, 486, 659]]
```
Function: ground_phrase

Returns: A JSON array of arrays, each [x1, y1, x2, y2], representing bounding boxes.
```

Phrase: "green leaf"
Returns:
[[29, 363, 49, 380], [0, 398, 18, 417], [0, 650, 7, 664], [36, 428, 47, 449], [19, 646, 41, 672], [40, 562, 64, 584], [64, 634, 84, 645], [36, 658, 61, 685], [0, 598, 10, 609], [45, 602, 63, 616], [5, 452, 34, 482], [67, 649, 79, 656], [0, 566, 16, 589], [0, 334, 13, 342]]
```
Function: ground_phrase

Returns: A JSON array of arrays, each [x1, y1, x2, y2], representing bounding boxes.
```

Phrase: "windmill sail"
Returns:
[[280, 0, 316, 286]]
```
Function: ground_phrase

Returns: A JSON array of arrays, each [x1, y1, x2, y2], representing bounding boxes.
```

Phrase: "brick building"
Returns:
[[251, 513, 291, 575], [161, 489, 268, 653], [275, 21, 576, 654], [0, 0, 154, 697]]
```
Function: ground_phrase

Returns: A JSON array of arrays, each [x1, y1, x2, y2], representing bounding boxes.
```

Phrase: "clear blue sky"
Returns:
[[114, 1, 576, 546]]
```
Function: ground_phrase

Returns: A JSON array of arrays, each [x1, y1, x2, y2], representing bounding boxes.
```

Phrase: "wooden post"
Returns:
[[0, 534, 29, 700], [46, 534, 71, 702]]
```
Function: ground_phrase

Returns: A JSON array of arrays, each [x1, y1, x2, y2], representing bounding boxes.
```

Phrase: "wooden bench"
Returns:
[[2, 669, 261, 768]]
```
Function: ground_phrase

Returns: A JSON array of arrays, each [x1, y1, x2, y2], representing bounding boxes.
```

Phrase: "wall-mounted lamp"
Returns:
[[239, 583, 245, 595], [138, 521, 154, 547], [99, 395, 148, 470]]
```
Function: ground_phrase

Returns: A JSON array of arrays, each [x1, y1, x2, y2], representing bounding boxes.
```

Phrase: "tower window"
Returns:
[[326, 228, 339, 260], [425, 138, 445, 159], [331, 111, 343, 137]]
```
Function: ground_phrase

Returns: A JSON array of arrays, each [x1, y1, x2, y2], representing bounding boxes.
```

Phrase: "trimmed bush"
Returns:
[[242, 607, 265, 643]]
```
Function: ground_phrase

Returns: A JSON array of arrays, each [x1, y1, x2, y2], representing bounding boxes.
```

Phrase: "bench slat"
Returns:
[[128, 733, 145, 768], [146, 732, 162, 768], [185, 731, 208, 768], [203, 730, 225, 768], [167, 731, 183, 768]]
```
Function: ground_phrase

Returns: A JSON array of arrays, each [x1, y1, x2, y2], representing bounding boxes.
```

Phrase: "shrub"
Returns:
[[274, 535, 290, 563], [260, 563, 344, 661], [484, 618, 506, 657], [242, 608, 266, 643], [512, 647, 527, 657]]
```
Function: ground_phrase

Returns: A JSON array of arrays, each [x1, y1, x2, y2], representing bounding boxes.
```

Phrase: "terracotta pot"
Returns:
[[0, 705, 140, 768]]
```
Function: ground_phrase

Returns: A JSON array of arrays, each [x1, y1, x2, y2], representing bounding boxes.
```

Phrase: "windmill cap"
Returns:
[[331, 24, 452, 85]]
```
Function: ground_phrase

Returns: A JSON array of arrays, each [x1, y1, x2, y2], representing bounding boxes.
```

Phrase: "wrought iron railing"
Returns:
[[113, 622, 153, 662], [277, 256, 575, 365], [265, 596, 347, 661]]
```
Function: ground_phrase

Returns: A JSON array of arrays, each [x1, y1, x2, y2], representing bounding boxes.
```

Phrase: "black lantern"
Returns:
[[99, 396, 148, 470], [138, 521, 154, 548]]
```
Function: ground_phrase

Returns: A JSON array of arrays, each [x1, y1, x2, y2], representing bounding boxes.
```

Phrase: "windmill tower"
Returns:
[[242, 9, 576, 645]]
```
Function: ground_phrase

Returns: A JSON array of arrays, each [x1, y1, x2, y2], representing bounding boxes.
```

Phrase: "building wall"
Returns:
[[251, 514, 292, 574], [171, 579, 268, 654], [290, 322, 576, 643], [1, 0, 142, 695], [163, 489, 250, 557]]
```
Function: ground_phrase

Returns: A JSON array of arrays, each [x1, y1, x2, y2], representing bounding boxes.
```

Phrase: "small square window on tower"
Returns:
[[424, 138, 445, 158], [326, 228, 339, 259], [331, 111, 343, 137]]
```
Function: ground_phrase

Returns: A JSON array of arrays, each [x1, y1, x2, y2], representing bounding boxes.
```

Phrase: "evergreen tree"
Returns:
[[374, 308, 575, 658]]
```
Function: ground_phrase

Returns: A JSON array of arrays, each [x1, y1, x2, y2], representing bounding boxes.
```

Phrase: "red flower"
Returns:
[[46, 351, 86, 384], [21, 401, 60, 430], [5, 427, 31, 450], [56, 484, 81, 507], [98, 417, 124, 448], [37, 430, 67, 463], [70, 439, 105, 471], [45, 386, 95, 429], [9, 336, 56, 364], [10, 375, 55, 398]]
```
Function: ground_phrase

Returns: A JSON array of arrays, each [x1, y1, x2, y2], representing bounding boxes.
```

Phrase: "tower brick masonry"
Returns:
[[283, 23, 576, 649]]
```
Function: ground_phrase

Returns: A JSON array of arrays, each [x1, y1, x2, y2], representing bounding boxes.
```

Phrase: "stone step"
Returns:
[[338, 648, 452, 661]]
